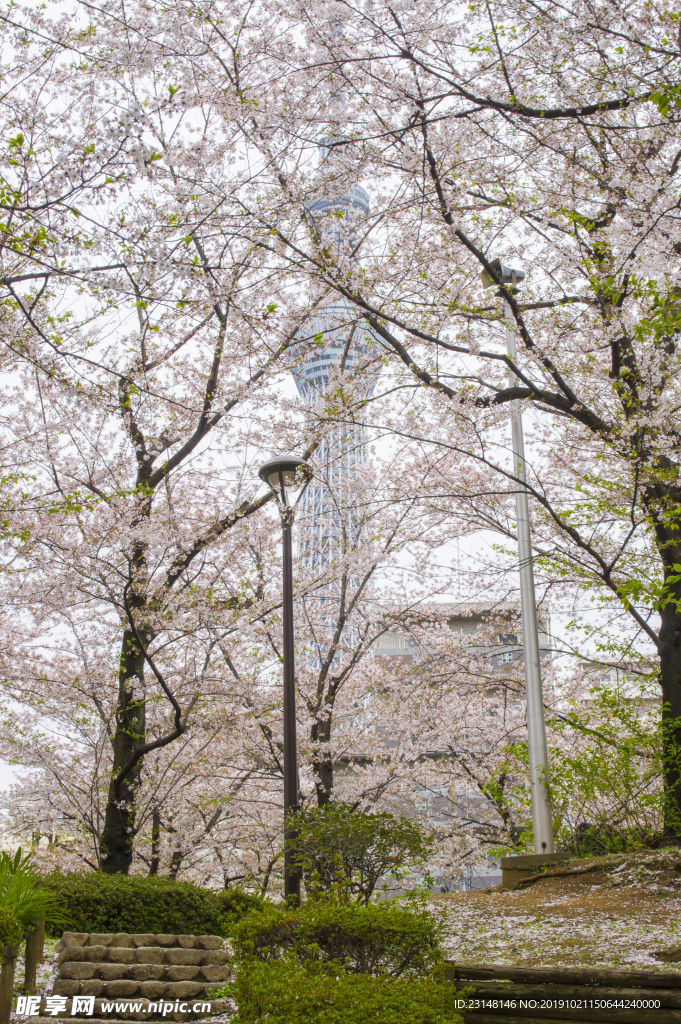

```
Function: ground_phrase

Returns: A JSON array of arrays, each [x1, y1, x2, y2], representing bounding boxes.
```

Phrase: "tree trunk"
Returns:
[[23, 922, 44, 995], [169, 849, 183, 878], [658, 601, 681, 845], [312, 713, 333, 806], [314, 757, 333, 806], [100, 627, 146, 873], [0, 946, 17, 1024], [149, 807, 160, 876]]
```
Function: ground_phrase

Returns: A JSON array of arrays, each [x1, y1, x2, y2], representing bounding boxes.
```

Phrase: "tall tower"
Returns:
[[292, 180, 378, 573]]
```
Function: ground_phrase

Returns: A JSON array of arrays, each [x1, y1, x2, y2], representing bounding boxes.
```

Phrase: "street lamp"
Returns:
[[258, 455, 314, 903], [481, 259, 554, 855]]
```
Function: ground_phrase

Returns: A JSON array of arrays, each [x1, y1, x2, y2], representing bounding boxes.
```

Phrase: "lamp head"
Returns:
[[258, 455, 313, 509], [480, 257, 526, 293]]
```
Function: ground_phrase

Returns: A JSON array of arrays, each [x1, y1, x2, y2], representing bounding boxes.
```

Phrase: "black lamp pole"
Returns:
[[280, 505, 300, 903], [258, 456, 313, 905]]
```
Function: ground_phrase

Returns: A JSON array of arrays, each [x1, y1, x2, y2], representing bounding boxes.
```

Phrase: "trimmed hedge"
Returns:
[[44, 872, 262, 937], [233, 899, 445, 977], [231, 960, 466, 1023]]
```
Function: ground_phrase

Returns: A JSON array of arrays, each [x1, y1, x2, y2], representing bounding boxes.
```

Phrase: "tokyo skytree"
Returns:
[[292, 172, 379, 572]]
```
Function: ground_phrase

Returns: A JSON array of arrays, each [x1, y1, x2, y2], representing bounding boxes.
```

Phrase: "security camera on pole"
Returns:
[[481, 259, 554, 855]]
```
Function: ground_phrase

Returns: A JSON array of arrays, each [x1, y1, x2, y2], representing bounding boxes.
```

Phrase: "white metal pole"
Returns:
[[505, 298, 554, 854]]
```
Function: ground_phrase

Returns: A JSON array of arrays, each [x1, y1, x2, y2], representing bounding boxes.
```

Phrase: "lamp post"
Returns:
[[258, 455, 314, 903], [481, 260, 554, 854]]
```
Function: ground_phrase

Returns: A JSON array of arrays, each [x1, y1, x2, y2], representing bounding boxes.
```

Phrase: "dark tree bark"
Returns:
[[149, 807, 161, 876], [658, 601, 681, 844], [100, 627, 146, 874], [312, 711, 333, 807], [651, 500, 681, 845]]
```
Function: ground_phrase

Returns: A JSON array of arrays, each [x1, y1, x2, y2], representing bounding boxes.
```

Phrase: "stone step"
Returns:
[[58, 935, 224, 951], [33, 1018, 219, 1024], [57, 949, 229, 970], [46, 934, 229, 1018], [56, 964, 229, 987], [53, 977, 225, 999], [32, 1019, 213, 1024], [33, 994, 228, 1020], [57, 935, 224, 955]]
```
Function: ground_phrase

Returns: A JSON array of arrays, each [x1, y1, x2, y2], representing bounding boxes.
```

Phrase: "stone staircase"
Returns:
[[45, 932, 230, 1019]]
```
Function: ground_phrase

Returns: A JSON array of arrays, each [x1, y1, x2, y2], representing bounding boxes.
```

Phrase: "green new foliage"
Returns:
[[290, 804, 433, 904], [0, 906, 23, 947], [233, 899, 445, 977], [546, 684, 675, 854], [230, 960, 466, 1024], [0, 849, 69, 932], [650, 84, 681, 117], [44, 872, 261, 937]]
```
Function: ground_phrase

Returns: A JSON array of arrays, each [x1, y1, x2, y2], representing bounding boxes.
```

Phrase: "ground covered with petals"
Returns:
[[438, 851, 681, 970]]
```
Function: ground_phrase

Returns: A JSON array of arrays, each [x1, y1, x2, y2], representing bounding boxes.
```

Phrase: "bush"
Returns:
[[233, 898, 445, 977], [290, 804, 433, 904], [231, 960, 465, 1024], [44, 872, 262, 937], [0, 849, 69, 933], [0, 906, 23, 947], [218, 887, 264, 927]]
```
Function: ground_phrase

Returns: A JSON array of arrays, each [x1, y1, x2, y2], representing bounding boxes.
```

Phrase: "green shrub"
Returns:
[[290, 804, 433, 904], [0, 906, 23, 947], [231, 960, 465, 1024], [233, 899, 444, 977], [44, 873, 262, 937], [219, 887, 263, 927]]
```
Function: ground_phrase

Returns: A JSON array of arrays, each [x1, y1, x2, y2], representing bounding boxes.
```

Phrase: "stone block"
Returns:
[[201, 950, 229, 966], [164, 981, 204, 999], [139, 981, 166, 1000], [500, 852, 567, 889], [105, 979, 140, 997], [112, 933, 134, 947], [80, 979, 104, 997], [155, 934, 177, 947], [136, 946, 164, 964], [52, 979, 80, 996], [177, 935, 197, 949], [98, 963, 129, 980], [129, 963, 165, 982], [199, 965, 229, 984], [60, 962, 96, 980], [85, 945, 109, 963], [166, 949, 203, 966], [108, 947, 137, 964], [57, 947, 88, 966], [196, 936, 223, 950], [129, 1004, 153, 1021], [57, 933, 89, 952], [88, 934, 114, 946], [131, 933, 157, 947], [167, 966, 200, 981]]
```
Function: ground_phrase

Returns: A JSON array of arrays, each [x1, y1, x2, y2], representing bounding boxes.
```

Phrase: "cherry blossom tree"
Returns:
[[229, 0, 681, 842], [0, 1, 326, 873]]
